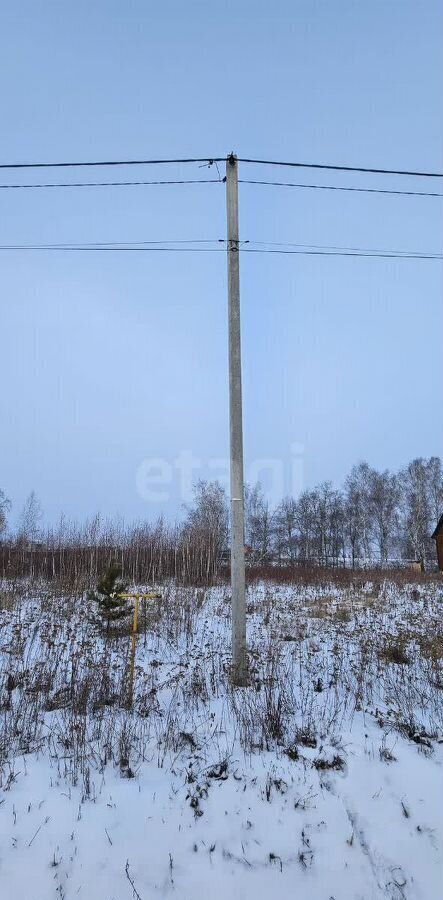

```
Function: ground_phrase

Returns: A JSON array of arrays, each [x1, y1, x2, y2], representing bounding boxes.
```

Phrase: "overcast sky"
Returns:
[[1, 0, 442, 526]]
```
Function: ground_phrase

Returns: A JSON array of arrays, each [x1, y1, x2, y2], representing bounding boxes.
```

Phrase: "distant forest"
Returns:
[[1, 457, 442, 582]]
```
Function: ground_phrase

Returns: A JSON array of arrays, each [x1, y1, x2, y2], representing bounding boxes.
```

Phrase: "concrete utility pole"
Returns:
[[226, 153, 247, 685]]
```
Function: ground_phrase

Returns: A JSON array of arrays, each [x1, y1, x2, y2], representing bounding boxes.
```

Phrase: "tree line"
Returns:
[[0, 482, 228, 584], [245, 457, 443, 567], [0, 456, 442, 582]]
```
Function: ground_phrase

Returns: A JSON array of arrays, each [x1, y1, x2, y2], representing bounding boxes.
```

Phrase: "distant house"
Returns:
[[432, 515, 443, 571]]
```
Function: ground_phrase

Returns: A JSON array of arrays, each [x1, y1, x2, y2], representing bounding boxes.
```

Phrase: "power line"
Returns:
[[243, 248, 443, 259], [1, 177, 440, 198], [246, 239, 441, 256], [0, 157, 224, 171], [239, 179, 443, 198], [2, 239, 223, 248], [238, 158, 443, 179], [0, 242, 440, 259], [0, 154, 441, 178], [0, 244, 226, 252], [0, 178, 222, 190], [1, 237, 440, 256]]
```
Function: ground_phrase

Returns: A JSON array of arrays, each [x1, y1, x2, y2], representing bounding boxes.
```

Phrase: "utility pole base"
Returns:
[[231, 655, 249, 687]]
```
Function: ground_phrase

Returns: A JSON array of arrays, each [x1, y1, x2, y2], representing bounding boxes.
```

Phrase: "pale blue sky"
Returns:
[[1, 0, 442, 525]]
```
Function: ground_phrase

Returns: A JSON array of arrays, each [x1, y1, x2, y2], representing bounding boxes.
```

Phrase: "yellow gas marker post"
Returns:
[[122, 592, 162, 708]]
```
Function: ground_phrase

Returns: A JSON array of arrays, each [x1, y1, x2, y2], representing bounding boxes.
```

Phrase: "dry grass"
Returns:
[[379, 636, 411, 666], [417, 634, 443, 661], [0, 576, 442, 786], [236, 564, 442, 589]]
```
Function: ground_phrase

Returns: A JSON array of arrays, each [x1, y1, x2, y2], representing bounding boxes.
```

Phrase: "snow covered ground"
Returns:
[[1, 578, 442, 899]]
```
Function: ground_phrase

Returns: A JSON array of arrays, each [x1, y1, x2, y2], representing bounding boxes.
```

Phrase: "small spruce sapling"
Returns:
[[89, 564, 129, 631]]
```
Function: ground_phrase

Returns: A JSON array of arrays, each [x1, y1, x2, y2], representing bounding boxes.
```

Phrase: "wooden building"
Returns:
[[432, 515, 443, 571]]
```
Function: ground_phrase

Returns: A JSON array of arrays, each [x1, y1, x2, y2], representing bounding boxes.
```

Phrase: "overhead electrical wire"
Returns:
[[0, 245, 225, 252], [0, 155, 440, 262], [246, 239, 442, 256], [237, 157, 443, 178], [242, 248, 442, 259], [0, 157, 225, 171], [0, 178, 440, 198], [0, 241, 440, 260], [238, 179, 443, 198], [1, 239, 223, 248], [0, 178, 222, 190], [0, 154, 441, 178]]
